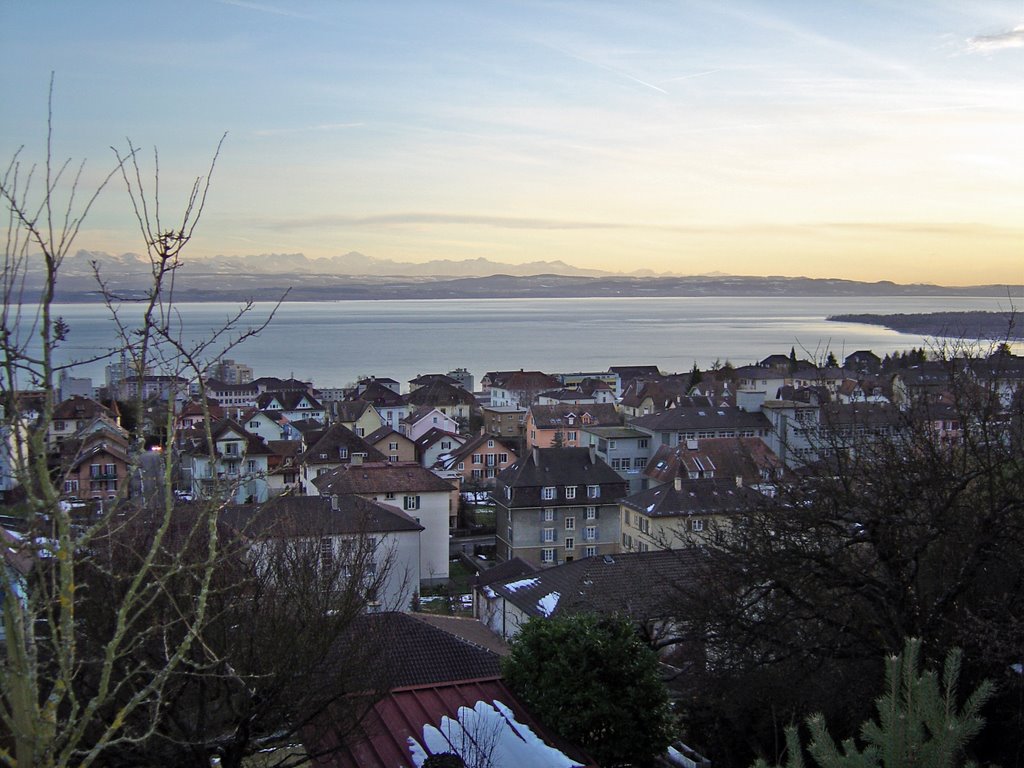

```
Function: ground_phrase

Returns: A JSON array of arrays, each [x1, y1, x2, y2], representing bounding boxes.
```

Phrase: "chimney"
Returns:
[[735, 475, 743, 488], [532, 446, 540, 466], [331, 494, 339, 511], [674, 476, 682, 492], [686, 438, 698, 450], [351, 454, 363, 466]]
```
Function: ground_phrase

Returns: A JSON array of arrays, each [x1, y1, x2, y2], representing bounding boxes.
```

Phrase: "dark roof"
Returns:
[[645, 437, 783, 485], [256, 390, 324, 412], [333, 400, 374, 423], [475, 556, 536, 588], [364, 426, 407, 446], [630, 404, 770, 433], [480, 549, 704, 623], [411, 614, 510, 656], [220, 494, 423, 537], [313, 462, 456, 496], [300, 424, 385, 465], [412, 427, 463, 453], [53, 396, 114, 422], [621, 478, 763, 518], [406, 380, 476, 407], [496, 447, 624, 490], [349, 381, 406, 408]]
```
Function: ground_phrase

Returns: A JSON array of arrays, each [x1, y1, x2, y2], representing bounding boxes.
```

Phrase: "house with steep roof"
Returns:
[[313, 462, 457, 583], [48, 396, 118, 447], [645, 437, 784, 494], [332, 399, 385, 438], [364, 426, 416, 464], [525, 403, 620, 449], [181, 419, 272, 503], [348, 381, 409, 431], [63, 428, 131, 502], [298, 424, 386, 495], [220, 494, 422, 612], [434, 433, 518, 487], [237, 408, 286, 444], [400, 407, 459, 442], [487, 370, 561, 409], [255, 390, 326, 424], [264, 440, 303, 496], [493, 447, 626, 568], [412, 427, 466, 469], [480, 405, 527, 441], [406, 379, 477, 423]]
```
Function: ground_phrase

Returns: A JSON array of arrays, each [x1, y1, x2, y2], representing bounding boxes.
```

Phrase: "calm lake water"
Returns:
[[43, 295, 1020, 389]]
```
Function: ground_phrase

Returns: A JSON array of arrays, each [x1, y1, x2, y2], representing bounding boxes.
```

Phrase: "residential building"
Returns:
[[620, 476, 762, 552], [584, 425, 651, 495], [181, 419, 271, 503], [364, 426, 416, 463], [434, 433, 518, 486], [298, 424, 386, 495], [481, 405, 526, 440], [525, 403, 620, 449], [313, 462, 457, 583], [493, 446, 626, 568], [332, 400, 385, 438], [400, 407, 459, 441], [347, 381, 408, 431], [48, 397, 118, 448], [629, 401, 771, 449], [412, 427, 466, 469], [255, 390, 326, 424], [220, 494, 422, 612], [210, 358, 253, 385], [486, 370, 560, 409]]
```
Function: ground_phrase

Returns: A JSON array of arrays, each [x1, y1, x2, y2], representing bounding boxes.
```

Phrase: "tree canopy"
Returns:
[[502, 613, 675, 767]]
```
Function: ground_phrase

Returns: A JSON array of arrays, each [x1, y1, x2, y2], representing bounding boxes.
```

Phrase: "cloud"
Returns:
[[966, 25, 1024, 53], [253, 123, 364, 137], [262, 212, 636, 231], [216, 0, 316, 20]]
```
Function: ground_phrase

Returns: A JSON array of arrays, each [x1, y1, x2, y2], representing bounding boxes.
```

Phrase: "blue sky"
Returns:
[[2, 1, 1023, 284]]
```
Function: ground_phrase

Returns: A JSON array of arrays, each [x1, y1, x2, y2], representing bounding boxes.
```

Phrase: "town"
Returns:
[[2, 342, 1021, 766]]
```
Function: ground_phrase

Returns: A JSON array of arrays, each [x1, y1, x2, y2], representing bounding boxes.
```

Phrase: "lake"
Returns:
[[43, 295, 1021, 389]]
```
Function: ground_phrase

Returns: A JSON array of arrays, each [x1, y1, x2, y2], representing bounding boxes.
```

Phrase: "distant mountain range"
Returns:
[[38, 250, 1024, 303]]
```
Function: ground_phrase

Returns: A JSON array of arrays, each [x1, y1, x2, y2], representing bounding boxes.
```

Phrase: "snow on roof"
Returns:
[[408, 699, 583, 768], [536, 591, 561, 618], [504, 577, 540, 592]]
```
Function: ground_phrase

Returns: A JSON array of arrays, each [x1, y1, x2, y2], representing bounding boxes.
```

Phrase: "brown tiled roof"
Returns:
[[411, 614, 510, 656], [300, 424, 385, 465], [645, 437, 783, 485], [630, 404, 770, 433], [349, 381, 405, 408], [313, 462, 456, 496], [221, 495, 423, 538], [52, 396, 114, 422], [406, 380, 476, 407]]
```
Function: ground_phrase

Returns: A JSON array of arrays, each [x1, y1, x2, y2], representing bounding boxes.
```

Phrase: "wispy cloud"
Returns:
[[966, 24, 1024, 53], [216, 0, 316, 21], [263, 212, 635, 231], [253, 123, 364, 137], [541, 42, 668, 95]]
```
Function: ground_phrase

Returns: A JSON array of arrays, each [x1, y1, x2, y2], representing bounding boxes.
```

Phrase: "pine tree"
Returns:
[[753, 639, 994, 768]]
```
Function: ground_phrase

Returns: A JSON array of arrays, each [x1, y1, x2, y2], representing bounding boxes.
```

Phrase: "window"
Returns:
[[638, 438, 648, 449], [542, 486, 556, 500], [472, 469, 483, 479], [472, 453, 483, 465], [634, 457, 647, 470], [565, 516, 575, 531], [339, 447, 348, 459], [587, 485, 600, 498], [567, 431, 577, 441], [585, 545, 597, 558], [317, 468, 329, 477], [64, 479, 79, 493], [487, 439, 494, 448], [691, 519, 704, 532], [543, 508, 554, 522], [586, 506, 597, 520], [498, 452, 508, 463], [507, 525, 513, 543], [247, 460, 257, 473], [320, 537, 333, 563], [584, 525, 597, 541], [404, 495, 421, 510], [640, 541, 650, 553], [385, 491, 395, 500], [541, 548, 555, 564], [389, 441, 399, 451], [486, 454, 496, 466], [565, 486, 576, 499], [564, 537, 575, 550], [458, 462, 465, 470], [441, 441, 452, 450], [543, 527, 555, 542]]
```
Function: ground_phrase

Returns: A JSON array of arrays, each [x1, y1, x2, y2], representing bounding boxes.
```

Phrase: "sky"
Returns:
[[1, 1, 1023, 285]]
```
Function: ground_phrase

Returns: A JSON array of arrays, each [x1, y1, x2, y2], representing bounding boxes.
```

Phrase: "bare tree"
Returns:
[[0, 79, 273, 767]]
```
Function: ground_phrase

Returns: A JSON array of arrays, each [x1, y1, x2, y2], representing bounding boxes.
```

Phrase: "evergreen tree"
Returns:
[[503, 613, 676, 767], [753, 639, 993, 768]]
